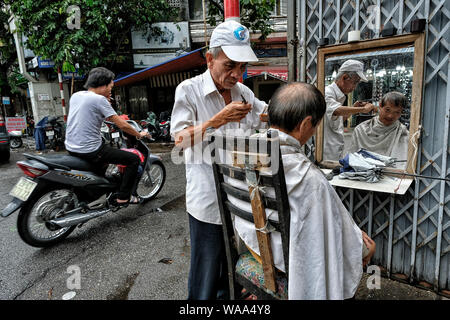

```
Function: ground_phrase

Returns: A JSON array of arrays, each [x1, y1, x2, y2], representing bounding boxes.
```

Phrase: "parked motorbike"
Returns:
[[140, 112, 159, 142], [45, 116, 65, 151], [102, 121, 124, 148], [158, 112, 171, 142], [2, 120, 166, 247], [8, 130, 23, 149]]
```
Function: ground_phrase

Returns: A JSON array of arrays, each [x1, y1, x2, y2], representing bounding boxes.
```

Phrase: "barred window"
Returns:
[[167, 0, 181, 8]]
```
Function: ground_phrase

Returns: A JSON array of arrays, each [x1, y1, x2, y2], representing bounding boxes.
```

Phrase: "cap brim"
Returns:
[[222, 45, 259, 62], [357, 71, 368, 82]]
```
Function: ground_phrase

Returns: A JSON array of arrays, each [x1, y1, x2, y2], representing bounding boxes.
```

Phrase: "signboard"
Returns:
[[6, 117, 27, 131], [131, 22, 190, 50], [2, 97, 10, 105], [31, 56, 55, 69], [62, 71, 85, 80], [133, 52, 179, 69], [38, 94, 50, 101]]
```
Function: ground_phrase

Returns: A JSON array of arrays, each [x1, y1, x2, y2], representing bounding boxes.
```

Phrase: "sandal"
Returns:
[[240, 288, 258, 300], [109, 195, 142, 208], [127, 195, 143, 205]]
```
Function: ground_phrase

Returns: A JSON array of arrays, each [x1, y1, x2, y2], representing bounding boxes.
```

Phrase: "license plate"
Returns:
[[112, 132, 120, 138], [10, 177, 38, 201], [46, 130, 54, 137]]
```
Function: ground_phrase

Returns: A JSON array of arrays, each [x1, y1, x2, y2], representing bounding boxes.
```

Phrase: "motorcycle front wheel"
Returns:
[[136, 162, 166, 201], [17, 187, 78, 247]]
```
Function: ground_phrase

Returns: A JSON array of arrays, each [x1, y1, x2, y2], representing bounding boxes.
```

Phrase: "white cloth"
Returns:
[[323, 83, 346, 161], [350, 116, 409, 163], [232, 130, 364, 299], [170, 69, 267, 225]]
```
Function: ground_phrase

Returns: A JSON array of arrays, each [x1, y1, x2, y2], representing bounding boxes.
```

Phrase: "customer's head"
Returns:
[[206, 20, 258, 91], [84, 67, 115, 99], [379, 91, 408, 126], [335, 59, 368, 94], [269, 82, 326, 145]]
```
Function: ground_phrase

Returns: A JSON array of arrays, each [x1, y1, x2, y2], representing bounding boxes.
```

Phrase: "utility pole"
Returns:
[[287, 0, 297, 83]]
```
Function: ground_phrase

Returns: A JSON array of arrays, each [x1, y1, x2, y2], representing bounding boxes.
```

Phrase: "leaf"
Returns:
[[157, 258, 173, 265]]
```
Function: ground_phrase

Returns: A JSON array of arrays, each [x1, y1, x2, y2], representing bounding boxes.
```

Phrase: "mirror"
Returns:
[[316, 33, 425, 174]]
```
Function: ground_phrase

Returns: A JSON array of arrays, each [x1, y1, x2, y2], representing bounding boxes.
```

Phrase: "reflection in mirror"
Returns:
[[323, 48, 414, 168]]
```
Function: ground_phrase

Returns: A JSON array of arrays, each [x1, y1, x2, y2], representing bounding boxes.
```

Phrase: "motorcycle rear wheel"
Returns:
[[17, 187, 78, 247]]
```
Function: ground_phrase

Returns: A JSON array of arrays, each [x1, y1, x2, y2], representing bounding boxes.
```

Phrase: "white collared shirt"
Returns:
[[323, 82, 347, 161], [170, 69, 267, 225]]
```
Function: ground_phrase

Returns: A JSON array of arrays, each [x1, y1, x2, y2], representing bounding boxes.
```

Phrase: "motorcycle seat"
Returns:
[[24, 153, 98, 172]]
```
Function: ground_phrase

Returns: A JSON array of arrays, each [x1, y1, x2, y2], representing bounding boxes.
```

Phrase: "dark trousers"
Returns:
[[69, 144, 140, 200], [187, 213, 229, 300]]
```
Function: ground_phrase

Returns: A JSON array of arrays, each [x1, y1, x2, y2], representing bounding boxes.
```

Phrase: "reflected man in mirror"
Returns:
[[323, 60, 377, 161], [350, 91, 409, 167]]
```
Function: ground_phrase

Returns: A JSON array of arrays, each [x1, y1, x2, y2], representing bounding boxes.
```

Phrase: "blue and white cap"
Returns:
[[209, 20, 258, 63]]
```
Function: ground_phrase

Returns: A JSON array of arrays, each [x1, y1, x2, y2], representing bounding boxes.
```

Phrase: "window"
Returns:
[[189, 0, 204, 20]]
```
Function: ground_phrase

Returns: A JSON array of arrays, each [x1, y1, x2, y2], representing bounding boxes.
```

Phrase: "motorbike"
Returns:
[[2, 120, 166, 247], [45, 116, 65, 151], [158, 112, 171, 142], [8, 130, 23, 149], [140, 112, 158, 142], [102, 121, 124, 148]]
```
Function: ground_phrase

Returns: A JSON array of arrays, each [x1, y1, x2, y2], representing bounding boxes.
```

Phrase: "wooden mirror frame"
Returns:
[[315, 33, 426, 175]]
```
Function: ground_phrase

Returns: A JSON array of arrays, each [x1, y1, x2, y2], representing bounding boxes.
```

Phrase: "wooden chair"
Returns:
[[209, 129, 291, 300]]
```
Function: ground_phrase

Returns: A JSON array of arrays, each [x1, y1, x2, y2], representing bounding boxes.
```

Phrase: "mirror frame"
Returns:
[[315, 33, 426, 174]]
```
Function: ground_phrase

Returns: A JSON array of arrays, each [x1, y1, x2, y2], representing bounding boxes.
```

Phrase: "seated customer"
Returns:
[[350, 91, 409, 163], [231, 82, 376, 300]]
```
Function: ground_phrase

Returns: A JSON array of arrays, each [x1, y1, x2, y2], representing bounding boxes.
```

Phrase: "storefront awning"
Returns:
[[114, 47, 206, 87], [245, 66, 288, 82]]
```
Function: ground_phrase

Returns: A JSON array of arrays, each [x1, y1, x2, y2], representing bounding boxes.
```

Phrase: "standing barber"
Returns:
[[323, 59, 377, 161], [170, 20, 267, 300]]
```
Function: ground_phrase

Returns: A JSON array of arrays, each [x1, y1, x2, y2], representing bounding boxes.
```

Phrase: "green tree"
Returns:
[[6, 0, 178, 74], [0, 8, 25, 97], [207, 0, 276, 40]]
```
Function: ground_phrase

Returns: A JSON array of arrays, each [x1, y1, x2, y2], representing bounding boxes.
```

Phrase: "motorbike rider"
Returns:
[[65, 67, 149, 206]]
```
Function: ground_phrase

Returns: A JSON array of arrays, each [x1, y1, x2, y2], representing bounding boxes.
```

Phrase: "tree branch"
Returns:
[[208, 0, 224, 14]]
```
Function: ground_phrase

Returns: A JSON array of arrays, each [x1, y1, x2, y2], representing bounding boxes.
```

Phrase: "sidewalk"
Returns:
[[355, 273, 448, 300]]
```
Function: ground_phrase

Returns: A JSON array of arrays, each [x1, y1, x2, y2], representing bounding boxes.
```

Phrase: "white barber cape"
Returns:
[[350, 115, 409, 166], [231, 130, 364, 300]]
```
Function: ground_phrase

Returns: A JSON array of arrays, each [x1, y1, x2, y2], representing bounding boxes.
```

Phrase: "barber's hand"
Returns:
[[212, 101, 252, 126], [360, 103, 377, 114], [353, 101, 366, 108], [362, 231, 376, 267]]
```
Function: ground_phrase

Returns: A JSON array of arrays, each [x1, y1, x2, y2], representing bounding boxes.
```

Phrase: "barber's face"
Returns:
[[339, 74, 360, 94], [379, 101, 402, 126], [207, 50, 247, 90]]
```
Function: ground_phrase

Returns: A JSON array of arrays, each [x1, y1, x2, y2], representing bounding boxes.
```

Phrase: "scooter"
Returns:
[[2, 120, 166, 247], [45, 116, 65, 151], [8, 130, 23, 149], [158, 112, 171, 142], [103, 120, 124, 148]]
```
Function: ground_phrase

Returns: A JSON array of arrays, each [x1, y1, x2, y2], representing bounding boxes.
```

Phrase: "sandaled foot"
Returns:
[[127, 195, 143, 205]]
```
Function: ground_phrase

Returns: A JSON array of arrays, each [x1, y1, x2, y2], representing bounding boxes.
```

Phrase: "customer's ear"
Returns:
[[298, 116, 314, 145]]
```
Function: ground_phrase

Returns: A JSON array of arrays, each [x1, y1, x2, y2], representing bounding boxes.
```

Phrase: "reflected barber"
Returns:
[[323, 60, 377, 161]]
